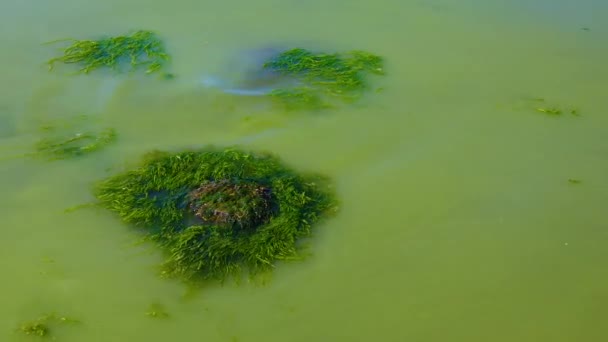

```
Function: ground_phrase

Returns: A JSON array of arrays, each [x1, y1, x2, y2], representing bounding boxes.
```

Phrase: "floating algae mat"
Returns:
[[202, 47, 385, 110], [46, 30, 170, 76], [94, 148, 337, 283], [33, 115, 116, 160]]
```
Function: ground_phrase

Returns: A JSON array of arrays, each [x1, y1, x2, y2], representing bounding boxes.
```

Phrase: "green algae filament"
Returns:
[[34, 128, 116, 160]]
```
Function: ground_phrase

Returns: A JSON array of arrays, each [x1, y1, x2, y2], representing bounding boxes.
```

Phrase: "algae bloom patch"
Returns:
[[94, 148, 337, 282]]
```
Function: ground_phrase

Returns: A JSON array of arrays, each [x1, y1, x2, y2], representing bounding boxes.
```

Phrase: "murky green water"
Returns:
[[1, 0, 607, 341]]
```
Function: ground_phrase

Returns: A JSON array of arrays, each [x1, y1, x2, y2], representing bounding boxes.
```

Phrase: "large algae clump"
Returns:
[[47, 30, 170, 75], [94, 148, 337, 282]]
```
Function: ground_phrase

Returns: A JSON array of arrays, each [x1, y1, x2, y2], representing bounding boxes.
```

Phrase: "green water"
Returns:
[[1, 0, 608, 341]]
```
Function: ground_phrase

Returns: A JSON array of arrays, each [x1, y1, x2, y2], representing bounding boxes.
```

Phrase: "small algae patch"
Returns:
[[34, 128, 116, 160], [20, 321, 49, 337], [94, 148, 337, 283], [535, 107, 562, 115], [267, 87, 330, 111], [0, 115, 117, 162], [262, 48, 385, 110], [32, 115, 116, 160], [524, 98, 581, 117], [46, 30, 170, 76], [18, 313, 80, 339]]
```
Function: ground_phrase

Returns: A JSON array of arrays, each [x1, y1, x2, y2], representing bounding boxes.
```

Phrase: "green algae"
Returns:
[[526, 98, 580, 117], [34, 128, 116, 160], [46, 30, 170, 76], [268, 87, 330, 111], [0, 116, 117, 162], [20, 321, 49, 337], [94, 147, 337, 283], [32, 116, 116, 160], [262, 48, 385, 109], [18, 313, 80, 339]]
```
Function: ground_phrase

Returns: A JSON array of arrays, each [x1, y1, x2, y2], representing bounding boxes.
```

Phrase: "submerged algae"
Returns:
[[47, 30, 170, 76], [33, 115, 116, 160], [262, 48, 385, 109], [525, 98, 581, 117], [205, 47, 386, 110], [18, 313, 80, 339], [94, 147, 337, 283], [34, 128, 116, 160]]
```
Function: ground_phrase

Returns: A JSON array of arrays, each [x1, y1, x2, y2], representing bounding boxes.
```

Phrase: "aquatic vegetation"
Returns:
[[262, 48, 385, 109], [568, 179, 582, 184], [94, 147, 337, 283], [34, 128, 116, 160], [528, 98, 580, 117], [0, 116, 117, 162], [535, 107, 562, 115], [46, 30, 170, 75], [32, 115, 116, 160], [18, 313, 80, 339], [267, 87, 330, 111], [20, 321, 49, 337]]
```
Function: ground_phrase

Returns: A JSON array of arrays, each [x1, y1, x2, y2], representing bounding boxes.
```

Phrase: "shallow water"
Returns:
[[1, 0, 608, 341]]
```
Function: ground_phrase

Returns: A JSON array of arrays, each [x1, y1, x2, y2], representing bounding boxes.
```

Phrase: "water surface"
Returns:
[[1, 0, 607, 341]]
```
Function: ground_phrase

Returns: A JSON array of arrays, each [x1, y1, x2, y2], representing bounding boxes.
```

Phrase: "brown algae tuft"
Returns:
[[262, 48, 385, 109], [93, 147, 338, 283], [46, 30, 170, 75]]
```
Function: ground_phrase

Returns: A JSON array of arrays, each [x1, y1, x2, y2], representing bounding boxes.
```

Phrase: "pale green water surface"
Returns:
[[1, 0, 607, 341]]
